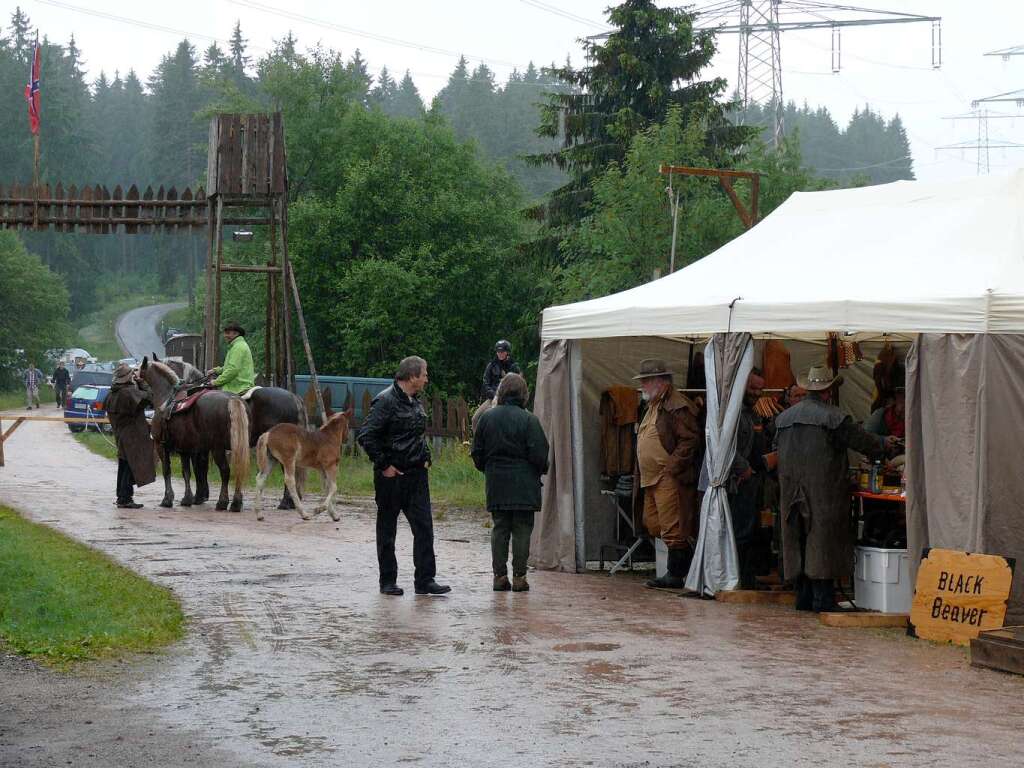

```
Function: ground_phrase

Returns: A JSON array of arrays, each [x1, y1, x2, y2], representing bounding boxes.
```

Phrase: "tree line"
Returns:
[[1, 1, 916, 397]]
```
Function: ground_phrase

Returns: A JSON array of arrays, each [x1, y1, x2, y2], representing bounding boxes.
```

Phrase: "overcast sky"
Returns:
[[16, 0, 1024, 181]]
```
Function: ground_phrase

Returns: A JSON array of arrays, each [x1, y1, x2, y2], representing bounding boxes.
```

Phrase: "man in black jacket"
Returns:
[[52, 361, 71, 408], [481, 340, 521, 401], [357, 356, 451, 597]]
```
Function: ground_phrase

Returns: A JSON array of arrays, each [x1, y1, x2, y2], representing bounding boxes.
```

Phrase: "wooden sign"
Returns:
[[909, 548, 1015, 646]]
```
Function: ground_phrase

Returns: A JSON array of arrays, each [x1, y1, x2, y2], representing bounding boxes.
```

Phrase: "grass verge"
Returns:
[[0, 384, 56, 411], [0, 504, 185, 665], [74, 291, 180, 362], [74, 432, 486, 511]]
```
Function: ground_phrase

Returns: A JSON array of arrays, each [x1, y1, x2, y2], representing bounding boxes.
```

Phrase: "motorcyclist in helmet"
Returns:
[[482, 340, 522, 401]]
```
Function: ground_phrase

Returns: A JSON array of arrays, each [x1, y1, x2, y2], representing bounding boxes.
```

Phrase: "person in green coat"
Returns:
[[471, 373, 550, 592], [207, 321, 255, 394]]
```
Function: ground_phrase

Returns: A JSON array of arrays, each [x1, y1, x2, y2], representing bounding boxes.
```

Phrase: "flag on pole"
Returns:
[[25, 40, 41, 135]]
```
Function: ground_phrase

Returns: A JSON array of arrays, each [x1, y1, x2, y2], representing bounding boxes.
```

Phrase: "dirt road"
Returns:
[[116, 302, 187, 360], [1, 416, 1022, 767]]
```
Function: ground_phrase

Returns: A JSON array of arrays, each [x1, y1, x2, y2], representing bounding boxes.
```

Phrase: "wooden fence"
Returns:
[[333, 390, 473, 457]]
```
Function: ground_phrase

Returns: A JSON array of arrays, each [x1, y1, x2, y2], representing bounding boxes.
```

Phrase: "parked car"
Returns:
[[65, 369, 114, 433], [65, 366, 155, 434]]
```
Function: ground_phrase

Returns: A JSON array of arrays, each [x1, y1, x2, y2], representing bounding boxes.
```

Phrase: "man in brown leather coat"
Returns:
[[633, 359, 701, 588]]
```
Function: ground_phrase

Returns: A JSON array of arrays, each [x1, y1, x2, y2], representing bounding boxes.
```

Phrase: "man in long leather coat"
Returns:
[[775, 365, 897, 611], [632, 359, 701, 589], [358, 356, 451, 597], [105, 363, 156, 508]]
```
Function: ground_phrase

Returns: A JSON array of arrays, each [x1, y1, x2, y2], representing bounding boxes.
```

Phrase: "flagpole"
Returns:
[[32, 132, 40, 228], [30, 34, 40, 228]]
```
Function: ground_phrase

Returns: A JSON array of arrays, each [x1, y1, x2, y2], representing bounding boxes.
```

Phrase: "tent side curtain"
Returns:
[[530, 339, 577, 571], [687, 333, 752, 595], [907, 333, 1024, 623]]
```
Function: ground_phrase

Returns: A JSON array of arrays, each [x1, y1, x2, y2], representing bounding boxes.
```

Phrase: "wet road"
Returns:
[[1, 416, 1022, 767], [116, 301, 187, 360]]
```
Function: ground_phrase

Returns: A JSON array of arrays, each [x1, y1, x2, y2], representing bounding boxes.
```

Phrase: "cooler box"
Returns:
[[854, 545, 912, 614]]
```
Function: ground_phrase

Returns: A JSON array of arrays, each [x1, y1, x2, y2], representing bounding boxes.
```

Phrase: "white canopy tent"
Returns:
[[532, 171, 1024, 621], [542, 171, 1024, 341]]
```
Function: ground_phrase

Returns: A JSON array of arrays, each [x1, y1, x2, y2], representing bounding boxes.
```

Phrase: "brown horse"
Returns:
[[141, 358, 250, 512], [254, 406, 352, 521], [156, 354, 307, 510]]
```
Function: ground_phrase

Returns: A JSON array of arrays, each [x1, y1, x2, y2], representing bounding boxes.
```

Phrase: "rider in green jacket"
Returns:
[[208, 321, 255, 394]]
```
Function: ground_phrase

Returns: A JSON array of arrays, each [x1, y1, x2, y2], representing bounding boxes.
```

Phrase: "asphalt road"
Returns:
[[1, 416, 1022, 767], [116, 302, 187, 360]]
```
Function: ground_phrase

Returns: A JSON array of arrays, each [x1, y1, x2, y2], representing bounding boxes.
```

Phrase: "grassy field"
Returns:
[[74, 433, 487, 511], [0, 504, 185, 665]]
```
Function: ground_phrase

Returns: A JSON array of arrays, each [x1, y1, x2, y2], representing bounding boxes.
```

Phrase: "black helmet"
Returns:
[[495, 339, 512, 354]]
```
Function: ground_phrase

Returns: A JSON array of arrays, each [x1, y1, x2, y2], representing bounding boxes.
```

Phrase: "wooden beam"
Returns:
[[219, 264, 283, 274], [718, 177, 753, 229], [659, 164, 760, 181], [287, 263, 325, 423]]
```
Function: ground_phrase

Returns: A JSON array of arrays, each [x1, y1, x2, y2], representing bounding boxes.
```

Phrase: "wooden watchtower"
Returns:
[[204, 114, 323, 411]]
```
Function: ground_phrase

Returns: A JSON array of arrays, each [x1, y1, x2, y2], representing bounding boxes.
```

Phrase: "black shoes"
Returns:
[[380, 583, 404, 596], [646, 548, 688, 589], [415, 580, 452, 595], [116, 500, 143, 509], [493, 575, 512, 592]]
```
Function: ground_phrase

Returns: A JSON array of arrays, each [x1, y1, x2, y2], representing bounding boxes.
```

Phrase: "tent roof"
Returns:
[[542, 170, 1024, 341]]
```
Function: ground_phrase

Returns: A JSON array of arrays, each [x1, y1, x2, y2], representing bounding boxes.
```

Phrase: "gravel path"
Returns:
[[1, 415, 1022, 767]]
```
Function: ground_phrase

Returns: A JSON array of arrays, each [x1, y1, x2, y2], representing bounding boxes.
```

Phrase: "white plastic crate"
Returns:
[[854, 545, 912, 614]]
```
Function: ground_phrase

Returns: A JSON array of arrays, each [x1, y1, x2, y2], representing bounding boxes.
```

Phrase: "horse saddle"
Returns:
[[172, 387, 213, 415], [240, 386, 262, 401]]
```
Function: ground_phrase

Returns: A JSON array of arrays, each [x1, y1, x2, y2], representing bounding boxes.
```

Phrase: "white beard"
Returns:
[[641, 391, 651, 402]]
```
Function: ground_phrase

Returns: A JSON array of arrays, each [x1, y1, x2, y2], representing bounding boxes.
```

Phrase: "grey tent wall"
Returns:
[[907, 333, 1024, 623], [569, 340, 586, 572]]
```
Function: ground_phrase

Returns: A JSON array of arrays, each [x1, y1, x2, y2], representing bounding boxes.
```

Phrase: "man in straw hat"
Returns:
[[208, 321, 255, 395], [774, 364, 899, 612], [632, 358, 701, 589], [104, 363, 156, 508]]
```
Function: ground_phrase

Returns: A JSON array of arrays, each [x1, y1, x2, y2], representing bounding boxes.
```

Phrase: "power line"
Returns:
[[35, 0, 262, 51], [517, 0, 609, 31], [226, 0, 521, 70]]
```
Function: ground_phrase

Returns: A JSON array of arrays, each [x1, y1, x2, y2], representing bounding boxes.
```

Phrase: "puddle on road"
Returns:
[[553, 642, 621, 653]]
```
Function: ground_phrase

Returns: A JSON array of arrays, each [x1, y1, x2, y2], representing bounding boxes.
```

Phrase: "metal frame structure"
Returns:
[[692, 2, 942, 145]]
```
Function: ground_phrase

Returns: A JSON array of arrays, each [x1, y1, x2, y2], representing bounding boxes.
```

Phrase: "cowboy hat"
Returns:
[[799, 364, 842, 392], [113, 362, 135, 385], [222, 321, 246, 336], [632, 358, 675, 380]]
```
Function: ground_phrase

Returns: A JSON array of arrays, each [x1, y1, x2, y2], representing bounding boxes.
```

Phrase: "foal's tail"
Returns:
[[228, 397, 250, 489]]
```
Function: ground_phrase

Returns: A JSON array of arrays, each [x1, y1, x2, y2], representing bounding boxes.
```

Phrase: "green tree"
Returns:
[[285, 108, 538, 395], [0, 232, 70, 384], [390, 70, 425, 119], [557, 106, 825, 301], [530, 0, 750, 226]]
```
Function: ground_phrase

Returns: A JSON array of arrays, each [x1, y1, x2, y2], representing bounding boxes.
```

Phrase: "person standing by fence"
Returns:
[[357, 356, 451, 597], [471, 373, 549, 592], [23, 361, 44, 410]]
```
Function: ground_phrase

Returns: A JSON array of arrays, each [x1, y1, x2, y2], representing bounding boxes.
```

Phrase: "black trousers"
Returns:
[[374, 469, 437, 588], [116, 458, 136, 503]]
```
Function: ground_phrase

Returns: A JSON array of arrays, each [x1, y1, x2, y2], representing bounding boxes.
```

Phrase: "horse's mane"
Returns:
[[148, 360, 180, 386]]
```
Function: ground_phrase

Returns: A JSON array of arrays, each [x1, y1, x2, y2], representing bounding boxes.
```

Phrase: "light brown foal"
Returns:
[[254, 408, 352, 521]]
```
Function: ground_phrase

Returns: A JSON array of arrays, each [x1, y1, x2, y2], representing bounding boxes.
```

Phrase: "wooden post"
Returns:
[[0, 416, 5, 467], [279, 196, 295, 392], [267, 195, 278, 387], [287, 262, 325, 423], [32, 134, 40, 229]]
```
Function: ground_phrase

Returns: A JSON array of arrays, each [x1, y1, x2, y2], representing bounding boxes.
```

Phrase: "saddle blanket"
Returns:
[[172, 388, 211, 414]]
